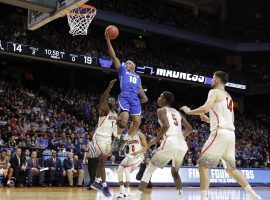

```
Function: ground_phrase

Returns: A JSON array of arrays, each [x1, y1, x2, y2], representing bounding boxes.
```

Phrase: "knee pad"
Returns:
[[141, 163, 158, 183], [124, 167, 131, 182], [117, 166, 125, 182]]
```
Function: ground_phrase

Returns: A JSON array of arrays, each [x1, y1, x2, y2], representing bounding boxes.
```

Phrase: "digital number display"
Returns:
[[0, 40, 97, 65]]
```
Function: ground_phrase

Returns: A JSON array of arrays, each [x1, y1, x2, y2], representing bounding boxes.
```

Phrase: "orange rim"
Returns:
[[67, 4, 97, 16], [80, 4, 96, 10]]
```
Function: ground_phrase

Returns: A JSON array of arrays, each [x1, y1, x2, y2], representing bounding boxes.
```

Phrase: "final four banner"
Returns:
[[83, 165, 270, 186]]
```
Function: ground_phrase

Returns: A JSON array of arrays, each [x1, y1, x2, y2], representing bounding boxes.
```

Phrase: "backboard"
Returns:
[[0, 0, 89, 30]]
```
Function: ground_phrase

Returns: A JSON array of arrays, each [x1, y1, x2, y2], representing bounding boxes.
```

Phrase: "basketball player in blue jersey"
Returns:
[[105, 32, 148, 141]]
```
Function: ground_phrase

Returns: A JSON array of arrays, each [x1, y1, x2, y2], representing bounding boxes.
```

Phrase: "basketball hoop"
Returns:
[[67, 4, 96, 36]]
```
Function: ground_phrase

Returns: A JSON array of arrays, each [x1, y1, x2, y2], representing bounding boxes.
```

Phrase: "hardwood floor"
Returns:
[[0, 187, 269, 200]]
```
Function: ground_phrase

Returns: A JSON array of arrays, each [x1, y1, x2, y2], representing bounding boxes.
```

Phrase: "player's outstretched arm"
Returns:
[[99, 79, 117, 115], [180, 113, 193, 138], [180, 89, 218, 115], [105, 32, 121, 69]]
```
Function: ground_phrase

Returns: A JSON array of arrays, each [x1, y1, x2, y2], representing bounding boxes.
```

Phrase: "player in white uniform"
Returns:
[[134, 91, 193, 200], [91, 79, 118, 197], [117, 124, 147, 198], [181, 71, 262, 200]]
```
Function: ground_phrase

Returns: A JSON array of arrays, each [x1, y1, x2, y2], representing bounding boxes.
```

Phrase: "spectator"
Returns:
[[46, 150, 66, 186], [253, 162, 260, 168], [57, 139, 66, 151], [0, 150, 9, 182], [6, 149, 12, 162], [0, 134, 5, 147], [63, 152, 84, 187], [23, 149, 31, 161], [25, 151, 45, 187], [8, 136, 16, 148], [67, 143, 78, 155], [236, 160, 242, 168], [186, 158, 194, 166], [47, 139, 57, 151], [8, 148, 27, 187], [263, 162, 269, 169], [17, 134, 26, 144]]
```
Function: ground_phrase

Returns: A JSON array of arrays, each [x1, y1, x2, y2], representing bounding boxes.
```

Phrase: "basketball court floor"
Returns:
[[1, 187, 269, 200]]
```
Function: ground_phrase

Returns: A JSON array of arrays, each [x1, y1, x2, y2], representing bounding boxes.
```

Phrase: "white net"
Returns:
[[67, 5, 97, 36]]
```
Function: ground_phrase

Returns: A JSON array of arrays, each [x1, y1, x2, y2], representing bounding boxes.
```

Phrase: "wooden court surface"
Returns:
[[0, 187, 269, 200]]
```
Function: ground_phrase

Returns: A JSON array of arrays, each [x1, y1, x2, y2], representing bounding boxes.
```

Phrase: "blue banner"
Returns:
[[83, 165, 270, 187], [180, 167, 270, 186]]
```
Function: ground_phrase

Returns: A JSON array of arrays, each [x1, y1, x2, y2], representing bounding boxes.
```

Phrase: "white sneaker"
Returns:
[[248, 193, 262, 200], [117, 187, 126, 199], [125, 188, 131, 197], [117, 192, 131, 199], [177, 195, 185, 200], [116, 193, 126, 199], [131, 190, 142, 200]]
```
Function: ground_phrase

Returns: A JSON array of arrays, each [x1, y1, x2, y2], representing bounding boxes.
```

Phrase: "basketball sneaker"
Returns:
[[177, 189, 184, 200], [102, 186, 112, 196], [132, 190, 142, 200], [91, 181, 102, 191], [125, 187, 131, 197], [117, 186, 126, 199], [248, 193, 262, 200]]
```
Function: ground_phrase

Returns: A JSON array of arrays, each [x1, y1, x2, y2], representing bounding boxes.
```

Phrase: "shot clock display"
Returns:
[[0, 40, 97, 66]]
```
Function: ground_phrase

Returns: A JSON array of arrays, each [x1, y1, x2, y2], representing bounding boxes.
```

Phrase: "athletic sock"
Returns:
[[95, 177, 101, 183], [120, 185, 125, 193], [102, 182, 108, 187], [200, 190, 208, 199], [244, 185, 257, 195]]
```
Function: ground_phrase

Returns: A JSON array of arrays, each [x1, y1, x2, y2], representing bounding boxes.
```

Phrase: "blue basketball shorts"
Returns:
[[118, 95, 141, 116]]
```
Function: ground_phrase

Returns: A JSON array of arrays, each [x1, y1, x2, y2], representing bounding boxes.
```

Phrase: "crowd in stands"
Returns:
[[0, 76, 269, 186], [243, 64, 270, 84], [91, 0, 270, 43]]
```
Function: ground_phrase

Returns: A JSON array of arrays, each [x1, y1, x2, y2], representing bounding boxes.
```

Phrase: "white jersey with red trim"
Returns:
[[94, 111, 118, 137], [209, 91, 235, 132], [158, 107, 187, 151], [127, 130, 142, 154]]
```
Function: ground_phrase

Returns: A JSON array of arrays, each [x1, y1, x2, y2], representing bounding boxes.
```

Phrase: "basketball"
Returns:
[[105, 25, 119, 39]]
